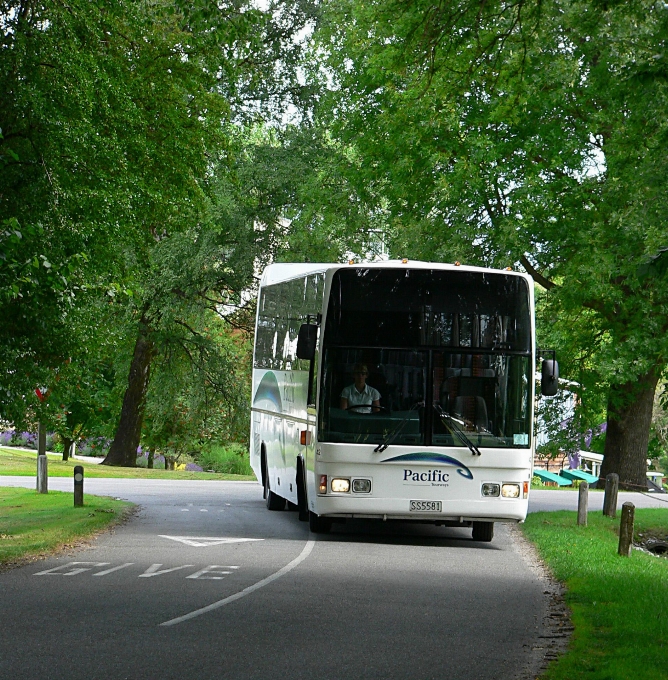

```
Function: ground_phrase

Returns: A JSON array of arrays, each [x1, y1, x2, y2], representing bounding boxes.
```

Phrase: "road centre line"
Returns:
[[159, 539, 316, 627]]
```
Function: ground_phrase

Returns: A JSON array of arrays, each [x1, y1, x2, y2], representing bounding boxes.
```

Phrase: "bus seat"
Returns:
[[453, 396, 488, 431]]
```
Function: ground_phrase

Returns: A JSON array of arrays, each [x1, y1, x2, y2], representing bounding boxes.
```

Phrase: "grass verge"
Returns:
[[0, 447, 256, 481], [0, 487, 134, 568], [522, 509, 668, 680]]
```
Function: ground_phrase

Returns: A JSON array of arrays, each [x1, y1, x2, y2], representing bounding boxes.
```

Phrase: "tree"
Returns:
[[0, 0, 232, 430], [0, 0, 318, 464], [101, 0, 332, 467], [313, 0, 668, 488]]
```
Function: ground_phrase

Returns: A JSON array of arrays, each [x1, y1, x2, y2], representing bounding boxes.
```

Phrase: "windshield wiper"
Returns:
[[374, 401, 424, 453], [434, 405, 482, 456]]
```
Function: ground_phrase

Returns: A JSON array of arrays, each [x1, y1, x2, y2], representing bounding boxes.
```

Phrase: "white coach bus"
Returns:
[[250, 260, 558, 540]]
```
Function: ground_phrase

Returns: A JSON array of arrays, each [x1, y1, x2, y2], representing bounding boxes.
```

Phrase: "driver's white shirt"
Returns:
[[340, 384, 381, 413]]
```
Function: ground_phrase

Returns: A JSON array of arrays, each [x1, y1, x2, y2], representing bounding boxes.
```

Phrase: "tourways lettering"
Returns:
[[403, 469, 450, 484]]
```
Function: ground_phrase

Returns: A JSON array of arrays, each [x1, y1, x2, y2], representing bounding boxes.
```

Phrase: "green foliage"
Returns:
[[197, 444, 253, 476], [522, 510, 668, 679], [0, 0, 322, 457], [142, 314, 252, 455], [0, 0, 234, 427]]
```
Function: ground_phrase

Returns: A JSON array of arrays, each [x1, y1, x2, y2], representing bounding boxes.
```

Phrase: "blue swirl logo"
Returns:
[[381, 452, 473, 479], [253, 371, 282, 412]]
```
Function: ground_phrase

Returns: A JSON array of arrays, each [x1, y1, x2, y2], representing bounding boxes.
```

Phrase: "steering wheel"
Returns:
[[346, 404, 389, 414]]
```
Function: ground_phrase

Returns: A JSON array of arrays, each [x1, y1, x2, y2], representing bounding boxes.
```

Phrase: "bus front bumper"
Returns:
[[312, 495, 528, 523]]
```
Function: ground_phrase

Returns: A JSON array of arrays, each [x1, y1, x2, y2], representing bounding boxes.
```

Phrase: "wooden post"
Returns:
[[36, 422, 48, 494], [603, 473, 619, 518], [577, 481, 589, 526], [618, 502, 635, 557], [74, 465, 84, 507]]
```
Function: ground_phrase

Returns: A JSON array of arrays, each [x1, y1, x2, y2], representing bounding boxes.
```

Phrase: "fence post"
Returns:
[[74, 466, 84, 507], [603, 473, 619, 518], [36, 422, 48, 494], [577, 481, 589, 526], [618, 502, 635, 557]]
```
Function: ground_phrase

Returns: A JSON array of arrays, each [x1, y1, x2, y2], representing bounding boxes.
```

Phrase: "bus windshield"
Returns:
[[317, 268, 532, 448]]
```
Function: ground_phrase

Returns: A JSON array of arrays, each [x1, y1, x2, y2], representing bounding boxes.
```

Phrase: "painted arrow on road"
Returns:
[[158, 536, 264, 548]]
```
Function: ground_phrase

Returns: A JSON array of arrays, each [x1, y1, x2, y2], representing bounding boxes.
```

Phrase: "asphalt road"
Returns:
[[0, 477, 665, 680]]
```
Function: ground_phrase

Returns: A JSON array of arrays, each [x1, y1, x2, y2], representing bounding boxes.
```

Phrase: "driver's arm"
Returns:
[[340, 397, 348, 410], [372, 399, 380, 412]]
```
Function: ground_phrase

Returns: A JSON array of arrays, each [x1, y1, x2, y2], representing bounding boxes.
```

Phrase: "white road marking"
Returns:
[[139, 564, 195, 578], [199, 509, 208, 512], [160, 539, 316, 627], [34, 562, 110, 576], [186, 565, 240, 580], [93, 563, 134, 576], [181, 509, 189, 512], [159, 536, 264, 548]]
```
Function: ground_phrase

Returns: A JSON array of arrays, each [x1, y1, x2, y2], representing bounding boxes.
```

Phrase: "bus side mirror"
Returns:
[[541, 359, 559, 396], [297, 324, 317, 360]]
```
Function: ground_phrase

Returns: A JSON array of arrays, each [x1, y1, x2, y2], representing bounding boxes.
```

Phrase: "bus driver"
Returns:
[[340, 363, 381, 413]]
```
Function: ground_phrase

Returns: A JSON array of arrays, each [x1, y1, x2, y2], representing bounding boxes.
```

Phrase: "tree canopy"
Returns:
[[2, 0, 667, 483], [312, 0, 668, 487]]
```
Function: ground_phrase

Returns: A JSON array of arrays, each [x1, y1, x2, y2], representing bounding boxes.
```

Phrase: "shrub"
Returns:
[[197, 444, 252, 475], [531, 475, 544, 487], [45, 433, 59, 452], [0, 430, 15, 446], [16, 431, 37, 449], [78, 437, 111, 457]]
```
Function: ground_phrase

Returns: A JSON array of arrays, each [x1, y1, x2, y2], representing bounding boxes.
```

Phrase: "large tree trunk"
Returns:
[[62, 437, 72, 462], [599, 368, 660, 491], [102, 323, 155, 467]]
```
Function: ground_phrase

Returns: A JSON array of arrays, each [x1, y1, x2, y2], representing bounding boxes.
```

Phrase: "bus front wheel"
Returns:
[[309, 511, 332, 534], [472, 521, 494, 542]]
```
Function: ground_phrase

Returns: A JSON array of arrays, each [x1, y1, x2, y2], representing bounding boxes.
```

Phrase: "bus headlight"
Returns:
[[352, 479, 371, 493], [501, 483, 521, 498], [481, 483, 500, 497], [331, 478, 350, 493]]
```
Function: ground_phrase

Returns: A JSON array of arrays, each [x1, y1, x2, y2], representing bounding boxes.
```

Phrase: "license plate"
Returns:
[[410, 500, 442, 512]]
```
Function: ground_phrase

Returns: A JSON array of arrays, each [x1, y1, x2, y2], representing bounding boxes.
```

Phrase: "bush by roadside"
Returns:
[[197, 444, 253, 475]]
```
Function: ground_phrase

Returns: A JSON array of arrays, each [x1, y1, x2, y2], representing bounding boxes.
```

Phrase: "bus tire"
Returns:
[[472, 521, 494, 542], [309, 511, 332, 534], [264, 466, 285, 511]]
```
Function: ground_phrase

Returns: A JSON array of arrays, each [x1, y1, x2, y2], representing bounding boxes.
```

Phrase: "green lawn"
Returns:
[[0, 487, 134, 567], [522, 508, 668, 680], [0, 447, 256, 481]]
